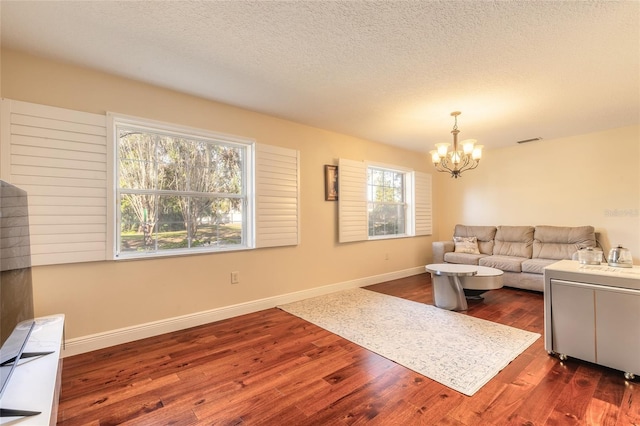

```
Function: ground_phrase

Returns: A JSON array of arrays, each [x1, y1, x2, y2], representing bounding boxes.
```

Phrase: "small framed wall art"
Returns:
[[324, 165, 338, 201]]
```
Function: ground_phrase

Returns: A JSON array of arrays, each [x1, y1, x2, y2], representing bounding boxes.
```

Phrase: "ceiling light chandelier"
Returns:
[[429, 111, 483, 179]]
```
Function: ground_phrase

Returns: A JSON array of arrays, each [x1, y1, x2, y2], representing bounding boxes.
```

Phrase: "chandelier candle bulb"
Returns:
[[472, 145, 483, 160], [436, 143, 450, 157], [429, 111, 483, 178], [462, 139, 476, 154]]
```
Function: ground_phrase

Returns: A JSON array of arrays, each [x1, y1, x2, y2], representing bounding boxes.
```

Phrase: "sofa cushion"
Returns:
[[521, 258, 558, 275], [493, 226, 534, 259], [453, 224, 497, 255], [453, 236, 481, 254], [479, 255, 528, 272], [533, 225, 596, 260], [444, 252, 488, 265]]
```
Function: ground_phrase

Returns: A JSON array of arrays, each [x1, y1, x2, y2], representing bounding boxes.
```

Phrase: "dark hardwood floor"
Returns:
[[57, 274, 639, 425]]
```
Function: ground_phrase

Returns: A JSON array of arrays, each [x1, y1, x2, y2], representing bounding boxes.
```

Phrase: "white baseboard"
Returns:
[[62, 266, 425, 357]]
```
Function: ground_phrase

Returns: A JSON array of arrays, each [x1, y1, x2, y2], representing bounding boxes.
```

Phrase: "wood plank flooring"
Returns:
[[57, 274, 639, 425]]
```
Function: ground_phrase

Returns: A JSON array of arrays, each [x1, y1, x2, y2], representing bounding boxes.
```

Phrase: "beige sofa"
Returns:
[[432, 224, 597, 292]]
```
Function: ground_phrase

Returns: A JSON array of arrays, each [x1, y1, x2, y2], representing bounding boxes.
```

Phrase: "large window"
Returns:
[[367, 167, 406, 237], [115, 119, 251, 258]]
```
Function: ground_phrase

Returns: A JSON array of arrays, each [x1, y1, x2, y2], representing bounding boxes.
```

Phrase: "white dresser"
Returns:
[[544, 260, 639, 380]]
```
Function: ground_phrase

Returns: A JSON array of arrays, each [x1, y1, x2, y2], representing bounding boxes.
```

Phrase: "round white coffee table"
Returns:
[[460, 265, 504, 299], [425, 263, 477, 311]]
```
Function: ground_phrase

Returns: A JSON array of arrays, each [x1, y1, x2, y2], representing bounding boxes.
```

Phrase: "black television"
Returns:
[[0, 180, 39, 417]]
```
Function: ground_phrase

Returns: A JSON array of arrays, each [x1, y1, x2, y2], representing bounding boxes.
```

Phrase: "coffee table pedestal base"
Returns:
[[432, 274, 469, 311], [425, 264, 479, 311]]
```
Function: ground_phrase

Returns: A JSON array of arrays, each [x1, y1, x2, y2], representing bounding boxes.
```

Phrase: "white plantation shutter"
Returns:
[[1, 99, 108, 266], [255, 143, 300, 247], [414, 171, 433, 236], [338, 158, 368, 243]]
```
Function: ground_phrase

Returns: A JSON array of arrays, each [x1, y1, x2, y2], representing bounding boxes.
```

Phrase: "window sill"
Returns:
[[368, 234, 410, 241], [114, 245, 251, 261]]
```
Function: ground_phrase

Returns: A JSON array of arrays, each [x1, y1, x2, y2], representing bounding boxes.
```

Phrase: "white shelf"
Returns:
[[0, 314, 64, 425]]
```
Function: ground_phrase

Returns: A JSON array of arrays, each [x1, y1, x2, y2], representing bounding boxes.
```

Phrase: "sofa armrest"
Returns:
[[432, 240, 454, 263]]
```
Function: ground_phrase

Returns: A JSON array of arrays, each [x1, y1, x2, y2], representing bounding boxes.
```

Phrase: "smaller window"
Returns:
[[367, 166, 407, 237]]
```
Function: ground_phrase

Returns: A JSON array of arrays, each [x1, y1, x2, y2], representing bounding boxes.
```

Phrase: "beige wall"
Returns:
[[434, 125, 640, 262], [2, 49, 639, 347], [1, 49, 436, 340]]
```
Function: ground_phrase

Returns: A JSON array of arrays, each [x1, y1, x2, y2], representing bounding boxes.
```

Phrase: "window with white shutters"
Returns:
[[338, 158, 432, 243], [1, 100, 299, 265]]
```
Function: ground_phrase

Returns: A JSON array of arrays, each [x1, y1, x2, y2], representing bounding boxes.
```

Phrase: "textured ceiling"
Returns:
[[1, 1, 639, 153]]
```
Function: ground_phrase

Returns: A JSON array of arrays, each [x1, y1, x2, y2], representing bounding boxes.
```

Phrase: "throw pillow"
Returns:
[[454, 236, 481, 254]]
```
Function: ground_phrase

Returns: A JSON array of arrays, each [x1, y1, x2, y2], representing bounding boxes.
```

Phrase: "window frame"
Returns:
[[108, 113, 255, 260], [366, 163, 415, 240]]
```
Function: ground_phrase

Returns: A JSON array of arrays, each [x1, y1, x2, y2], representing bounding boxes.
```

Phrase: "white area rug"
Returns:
[[278, 288, 540, 396]]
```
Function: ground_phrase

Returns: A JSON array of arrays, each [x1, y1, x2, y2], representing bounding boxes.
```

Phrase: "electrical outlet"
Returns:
[[231, 271, 240, 284]]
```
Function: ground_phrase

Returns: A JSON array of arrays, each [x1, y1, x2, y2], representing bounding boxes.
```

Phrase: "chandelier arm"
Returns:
[[458, 163, 471, 174], [457, 156, 470, 170], [435, 163, 457, 174], [458, 158, 480, 173], [440, 158, 461, 174], [435, 161, 455, 173], [465, 161, 480, 171], [443, 155, 477, 175], [458, 156, 474, 172]]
